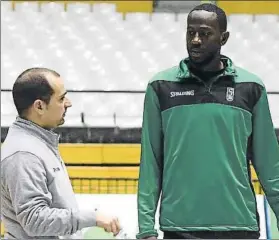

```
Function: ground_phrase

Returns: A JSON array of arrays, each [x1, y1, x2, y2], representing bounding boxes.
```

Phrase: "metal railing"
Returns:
[[70, 177, 264, 195], [2, 89, 279, 94], [70, 178, 138, 194], [1, 89, 278, 126]]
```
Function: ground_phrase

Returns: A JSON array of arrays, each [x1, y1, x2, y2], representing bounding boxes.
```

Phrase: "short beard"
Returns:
[[189, 51, 218, 70], [188, 45, 222, 70]]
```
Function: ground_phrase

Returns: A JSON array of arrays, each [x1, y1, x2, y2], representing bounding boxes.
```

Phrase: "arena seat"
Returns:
[[1, 222, 4, 238], [1, 2, 279, 128], [59, 144, 141, 164], [13, 1, 39, 12], [41, 2, 65, 13], [66, 2, 91, 14], [67, 166, 138, 178]]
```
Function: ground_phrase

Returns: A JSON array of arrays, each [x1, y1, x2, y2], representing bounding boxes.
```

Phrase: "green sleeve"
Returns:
[[136, 83, 163, 239], [251, 88, 279, 230]]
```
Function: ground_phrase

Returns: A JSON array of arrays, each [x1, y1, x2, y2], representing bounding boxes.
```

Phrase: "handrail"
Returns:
[[1, 89, 279, 94]]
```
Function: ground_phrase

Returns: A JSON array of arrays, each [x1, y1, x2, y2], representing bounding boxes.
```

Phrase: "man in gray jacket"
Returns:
[[1, 68, 121, 239]]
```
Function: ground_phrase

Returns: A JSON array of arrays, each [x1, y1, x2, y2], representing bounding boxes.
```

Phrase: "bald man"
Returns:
[[1, 68, 121, 239]]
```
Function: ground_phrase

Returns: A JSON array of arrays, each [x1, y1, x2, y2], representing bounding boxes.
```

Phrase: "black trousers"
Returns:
[[163, 230, 260, 239]]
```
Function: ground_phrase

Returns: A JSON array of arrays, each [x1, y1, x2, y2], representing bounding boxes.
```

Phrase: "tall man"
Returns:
[[1, 68, 121, 239], [137, 3, 279, 239]]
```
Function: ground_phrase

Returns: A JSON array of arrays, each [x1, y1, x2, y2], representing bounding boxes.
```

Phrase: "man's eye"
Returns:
[[201, 32, 211, 36], [188, 31, 195, 36]]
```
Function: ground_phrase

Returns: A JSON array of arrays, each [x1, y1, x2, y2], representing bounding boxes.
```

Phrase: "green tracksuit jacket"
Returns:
[[136, 56, 279, 239]]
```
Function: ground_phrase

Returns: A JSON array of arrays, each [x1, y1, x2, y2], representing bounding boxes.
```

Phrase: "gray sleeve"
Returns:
[[2, 151, 96, 237]]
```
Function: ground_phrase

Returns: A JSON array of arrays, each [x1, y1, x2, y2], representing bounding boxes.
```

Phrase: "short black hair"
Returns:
[[188, 3, 227, 32], [12, 67, 60, 116]]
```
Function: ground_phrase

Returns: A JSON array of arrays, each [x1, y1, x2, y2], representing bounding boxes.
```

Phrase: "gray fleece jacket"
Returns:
[[1, 117, 96, 239]]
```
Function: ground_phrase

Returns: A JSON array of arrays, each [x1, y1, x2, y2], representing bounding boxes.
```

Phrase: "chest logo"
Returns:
[[53, 167, 61, 172], [226, 87, 235, 102], [170, 90, 195, 98]]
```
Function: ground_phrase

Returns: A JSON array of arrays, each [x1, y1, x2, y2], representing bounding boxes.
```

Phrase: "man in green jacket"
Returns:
[[137, 3, 279, 239]]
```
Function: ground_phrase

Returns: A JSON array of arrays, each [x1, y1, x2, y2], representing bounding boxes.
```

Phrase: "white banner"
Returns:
[[75, 194, 267, 239]]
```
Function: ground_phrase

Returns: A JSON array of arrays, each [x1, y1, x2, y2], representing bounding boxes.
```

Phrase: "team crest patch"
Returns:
[[226, 87, 235, 102]]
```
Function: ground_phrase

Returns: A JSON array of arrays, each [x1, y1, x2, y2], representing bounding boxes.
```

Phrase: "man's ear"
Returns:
[[33, 100, 46, 115], [221, 31, 230, 46]]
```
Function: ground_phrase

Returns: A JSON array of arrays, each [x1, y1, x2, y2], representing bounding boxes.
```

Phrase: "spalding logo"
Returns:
[[170, 90, 195, 98]]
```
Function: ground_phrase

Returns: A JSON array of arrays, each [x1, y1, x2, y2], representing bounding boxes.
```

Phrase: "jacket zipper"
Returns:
[[191, 72, 226, 93]]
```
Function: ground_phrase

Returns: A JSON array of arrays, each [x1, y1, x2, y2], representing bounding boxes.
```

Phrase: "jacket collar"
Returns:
[[13, 117, 60, 149], [176, 55, 238, 81]]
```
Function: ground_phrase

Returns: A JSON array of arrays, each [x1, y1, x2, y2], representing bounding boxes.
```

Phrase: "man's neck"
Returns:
[[20, 115, 50, 131]]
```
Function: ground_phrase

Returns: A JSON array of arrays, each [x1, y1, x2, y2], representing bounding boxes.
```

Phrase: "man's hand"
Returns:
[[95, 212, 121, 236]]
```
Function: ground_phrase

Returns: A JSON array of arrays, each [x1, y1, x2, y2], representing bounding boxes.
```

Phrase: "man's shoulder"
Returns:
[[149, 65, 180, 84], [1, 151, 43, 181], [1, 127, 48, 162], [234, 66, 265, 87], [1, 151, 40, 165]]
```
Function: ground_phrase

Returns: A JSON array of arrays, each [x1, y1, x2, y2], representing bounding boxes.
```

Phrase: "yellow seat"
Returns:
[[1, 222, 5, 237], [11, 1, 154, 13], [60, 144, 141, 165], [67, 166, 139, 179], [218, 1, 279, 14]]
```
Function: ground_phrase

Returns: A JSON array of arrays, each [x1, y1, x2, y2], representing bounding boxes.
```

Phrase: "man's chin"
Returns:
[[189, 55, 217, 68], [189, 55, 206, 64], [58, 118, 65, 126]]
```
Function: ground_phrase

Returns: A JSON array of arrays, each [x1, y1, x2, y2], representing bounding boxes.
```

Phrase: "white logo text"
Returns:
[[170, 90, 195, 98]]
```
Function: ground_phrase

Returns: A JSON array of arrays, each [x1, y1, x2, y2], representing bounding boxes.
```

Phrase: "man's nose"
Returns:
[[65, 97, 72, 108], [192, 33, 201, 45]]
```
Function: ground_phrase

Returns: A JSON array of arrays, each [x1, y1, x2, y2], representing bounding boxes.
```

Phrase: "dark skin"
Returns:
[[186, 10, 230, 72]]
